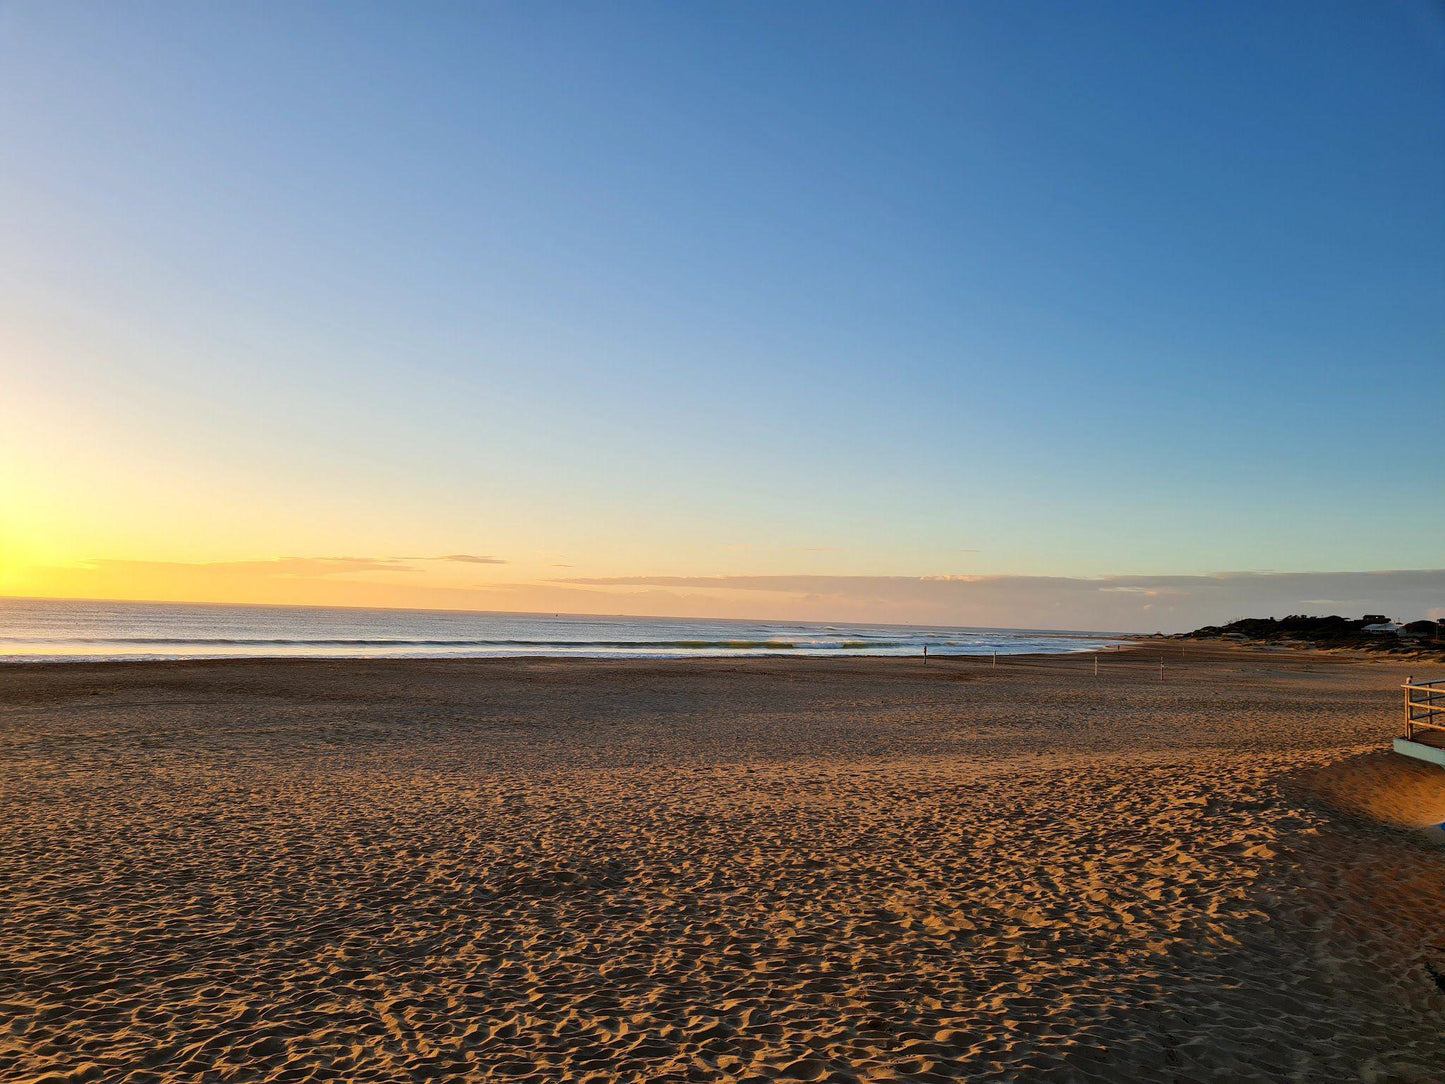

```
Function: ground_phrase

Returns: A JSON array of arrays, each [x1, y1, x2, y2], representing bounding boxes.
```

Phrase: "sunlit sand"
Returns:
[[3, 645, 1443, 1081]]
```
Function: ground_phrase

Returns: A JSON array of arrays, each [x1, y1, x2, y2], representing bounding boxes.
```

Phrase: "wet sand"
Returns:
[[2, 645, 1443, 1082]]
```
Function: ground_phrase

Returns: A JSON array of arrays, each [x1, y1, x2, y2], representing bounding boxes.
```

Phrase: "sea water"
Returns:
[[0, 597, 1125, 662]]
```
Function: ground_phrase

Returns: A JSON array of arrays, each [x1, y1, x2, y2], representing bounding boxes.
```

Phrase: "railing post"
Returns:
[[1405, 676, 1413, 742]]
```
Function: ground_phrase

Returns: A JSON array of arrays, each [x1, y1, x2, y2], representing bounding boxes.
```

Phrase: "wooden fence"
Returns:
[[1403, 677, 1445, 743]]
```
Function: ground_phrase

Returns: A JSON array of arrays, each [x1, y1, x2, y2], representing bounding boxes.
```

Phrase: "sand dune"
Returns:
[[2, 646, 1443, 1082]]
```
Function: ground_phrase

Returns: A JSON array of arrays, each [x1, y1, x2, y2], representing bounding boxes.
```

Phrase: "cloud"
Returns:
[[83, 556, 427, 577], [397, 554, 508, 564], [13, 559, 1442, 632], [552, 570, 1445, 631]]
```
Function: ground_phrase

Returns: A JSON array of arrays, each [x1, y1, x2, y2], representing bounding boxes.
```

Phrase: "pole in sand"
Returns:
[[1160, 656, 1165, 681], [1094, 654, 1099, 678], [923, 643, 928, 664]]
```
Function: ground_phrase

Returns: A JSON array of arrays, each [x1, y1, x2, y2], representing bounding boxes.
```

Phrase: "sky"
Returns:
[[1, 0, 1442, 630]]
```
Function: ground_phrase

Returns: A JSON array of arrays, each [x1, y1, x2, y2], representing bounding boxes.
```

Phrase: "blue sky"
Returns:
[[1, 1, 1442, 626]]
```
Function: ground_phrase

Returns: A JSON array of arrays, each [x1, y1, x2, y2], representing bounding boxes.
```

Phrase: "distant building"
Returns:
[[1363, 622, 1401, 634]]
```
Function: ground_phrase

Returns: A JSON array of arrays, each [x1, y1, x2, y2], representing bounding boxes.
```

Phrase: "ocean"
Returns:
[[0, 597, 1125, 662]]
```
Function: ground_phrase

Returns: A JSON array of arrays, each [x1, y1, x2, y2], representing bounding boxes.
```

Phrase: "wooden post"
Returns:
[[1159, 656, 1165, 681], [1405, 676, 1413, 741], [1094, 654, 1099, 678], [992, 650, 997, 667], [923, 643, 928, 665]]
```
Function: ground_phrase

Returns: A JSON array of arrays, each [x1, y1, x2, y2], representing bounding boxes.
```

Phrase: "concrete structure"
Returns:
[[1394, 736, 1445, 769]]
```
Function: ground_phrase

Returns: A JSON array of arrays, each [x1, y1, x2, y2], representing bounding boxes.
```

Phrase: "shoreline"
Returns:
[[0, 642, 1141, 668], [6, 635, 1439, 672]]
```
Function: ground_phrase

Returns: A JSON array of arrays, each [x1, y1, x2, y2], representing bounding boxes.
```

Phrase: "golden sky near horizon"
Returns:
[[4, 393, 1442, 631]]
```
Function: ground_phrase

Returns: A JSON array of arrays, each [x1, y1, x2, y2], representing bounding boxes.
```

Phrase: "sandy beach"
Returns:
[[3, 644, 1444, 1082]]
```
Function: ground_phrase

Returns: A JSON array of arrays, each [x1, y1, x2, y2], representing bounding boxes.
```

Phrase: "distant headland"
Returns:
[[1176, 614, 1445, 660]]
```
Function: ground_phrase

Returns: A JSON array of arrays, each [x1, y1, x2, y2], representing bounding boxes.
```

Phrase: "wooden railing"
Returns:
[[1403, 677, 1445, 742]]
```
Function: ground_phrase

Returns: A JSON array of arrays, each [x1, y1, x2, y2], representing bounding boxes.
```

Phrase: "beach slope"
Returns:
[[2, 646, 1443, 1081]]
